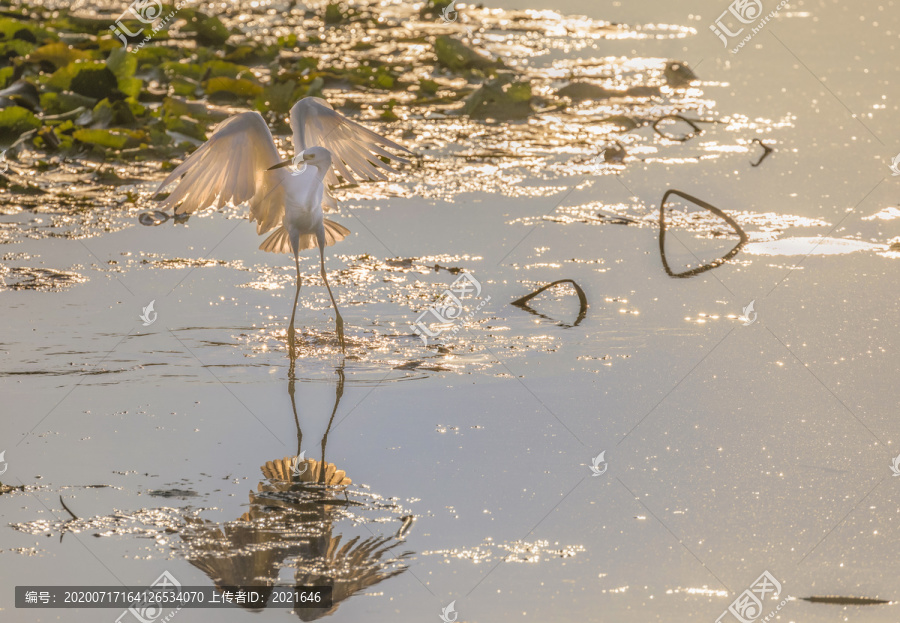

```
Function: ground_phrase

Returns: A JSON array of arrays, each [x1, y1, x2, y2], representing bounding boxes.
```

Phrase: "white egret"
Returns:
[[154, 97, 411, 351]]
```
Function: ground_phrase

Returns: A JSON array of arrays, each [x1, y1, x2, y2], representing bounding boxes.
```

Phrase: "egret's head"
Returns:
[[269, 146, 333, 177], [299, 146, 333, 171]]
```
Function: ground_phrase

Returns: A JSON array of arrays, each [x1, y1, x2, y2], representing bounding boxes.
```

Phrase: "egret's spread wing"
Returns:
[[155, 111, 288, 234], [290, 97, 411, 187]]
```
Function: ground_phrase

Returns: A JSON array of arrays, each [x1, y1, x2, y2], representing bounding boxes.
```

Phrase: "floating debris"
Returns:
[[801, 596, 891, 605], [511, 279, 588, 327], [60, 496, 78, 521], [750, 138, 774, 167], [147, 489, 200, 499], [664, 60, 699, 88], [0, 266, 86, 292], [658, 189, 748, 278], [463, 73, 534, 120], [395, 515, 416, 540], [138, 210, 170, 226]]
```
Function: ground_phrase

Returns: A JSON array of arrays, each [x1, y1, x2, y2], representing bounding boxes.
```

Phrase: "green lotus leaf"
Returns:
[[106, 48, 136, 82], [255, 81, 301, 115], [0, 39, 35, 59], [91, 98, 137, 128], [163, 115, 206, 140], [0, 67, 14, 89], [28, 42, 88, 68], [178, 9, 231, 46], [0, 17, 51, 42], [204, 76, 263, 98], [0, 105, 41, 142], [133, 45, 179, 65], [73, 127, 146, 149], [435, 36, 500, 73]]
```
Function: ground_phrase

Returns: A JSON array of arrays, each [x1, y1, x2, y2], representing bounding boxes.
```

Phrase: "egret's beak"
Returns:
[[268, 152, 315, 171], [267, 160, 293, 171]]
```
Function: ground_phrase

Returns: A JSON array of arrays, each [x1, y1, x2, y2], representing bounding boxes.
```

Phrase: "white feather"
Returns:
[[155, 111, 286, 225], [149, 98, 409, 352], [156, 101, 408, 238], [290, 97, 411, 187]]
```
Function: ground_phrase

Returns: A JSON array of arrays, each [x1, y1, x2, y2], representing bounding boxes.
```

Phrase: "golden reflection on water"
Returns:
[[11, 363, 416, 618], [2, 0, 843, 331]]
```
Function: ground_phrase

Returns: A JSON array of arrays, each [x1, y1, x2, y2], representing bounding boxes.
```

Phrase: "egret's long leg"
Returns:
[[288, 253, 302, 351], [288, 375, 302, 455], [318, 245, 345, 352], [320, 363, 345, 477]]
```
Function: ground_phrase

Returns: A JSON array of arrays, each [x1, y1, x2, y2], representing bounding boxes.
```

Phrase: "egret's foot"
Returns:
[[287, 322, 297, 352], [335, 314, 346, 353]]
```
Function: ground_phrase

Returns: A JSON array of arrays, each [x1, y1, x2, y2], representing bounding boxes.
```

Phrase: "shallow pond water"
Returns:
[[2, 0, 900, 621]]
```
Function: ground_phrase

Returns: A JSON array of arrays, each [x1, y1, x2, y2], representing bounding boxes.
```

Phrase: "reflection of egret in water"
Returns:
[[179, 363, 412, 619], [658, 189, 748, 278]]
